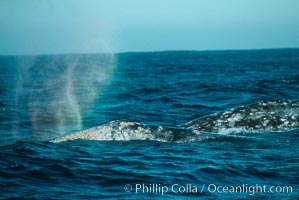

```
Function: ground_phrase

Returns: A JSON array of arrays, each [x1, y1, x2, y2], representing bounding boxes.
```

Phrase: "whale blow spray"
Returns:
[[15, 54, 115, 139]]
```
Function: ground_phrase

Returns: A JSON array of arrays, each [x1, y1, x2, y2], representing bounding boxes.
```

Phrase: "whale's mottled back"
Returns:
[[51, 121, 200, 143], [181, 100, 299, 133]]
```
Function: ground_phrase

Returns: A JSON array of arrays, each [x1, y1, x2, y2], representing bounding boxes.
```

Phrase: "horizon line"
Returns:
[[0, 47, 299, 57]]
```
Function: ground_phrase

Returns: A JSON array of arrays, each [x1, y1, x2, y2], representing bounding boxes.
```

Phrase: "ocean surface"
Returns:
[[0, 49, 298, 199]]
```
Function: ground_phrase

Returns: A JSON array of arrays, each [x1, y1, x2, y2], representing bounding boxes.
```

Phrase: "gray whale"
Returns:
[[51, 121, 200, 143], [51, 100, 299, 143]]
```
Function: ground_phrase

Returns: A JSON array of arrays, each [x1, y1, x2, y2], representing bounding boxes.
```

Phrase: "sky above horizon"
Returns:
[[1, 0, 299, 55]]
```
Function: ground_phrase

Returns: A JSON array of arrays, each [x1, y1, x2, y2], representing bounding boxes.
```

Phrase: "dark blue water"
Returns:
[[0, 49, 298, 199]]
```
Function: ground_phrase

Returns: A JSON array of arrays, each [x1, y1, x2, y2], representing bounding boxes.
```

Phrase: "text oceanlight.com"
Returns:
[[123, 183, 293, 196]]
